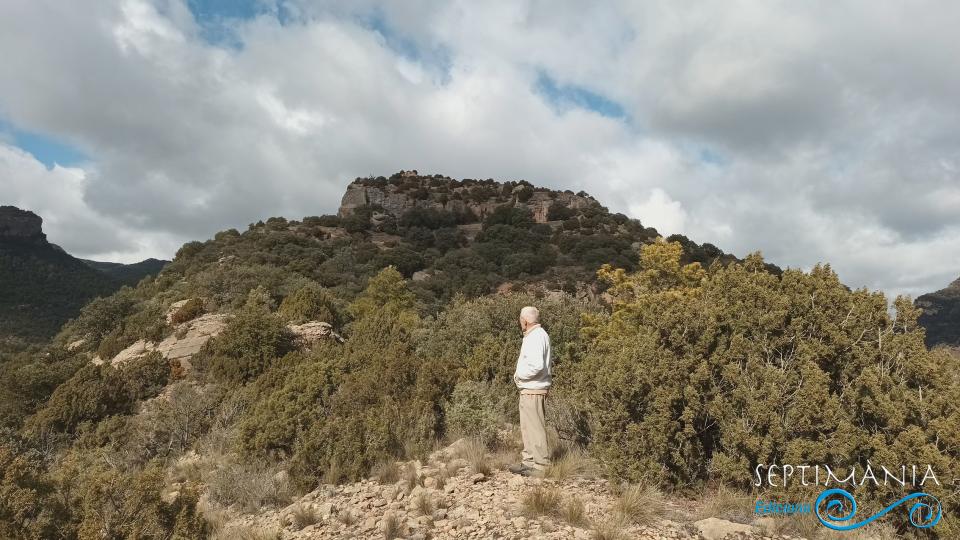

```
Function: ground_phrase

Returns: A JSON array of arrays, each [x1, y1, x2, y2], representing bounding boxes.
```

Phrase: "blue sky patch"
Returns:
[[0, 120, 87, 168], [185, 0, 290, 47], [535, 72, 627, 120], [359, 10, 453, 83]]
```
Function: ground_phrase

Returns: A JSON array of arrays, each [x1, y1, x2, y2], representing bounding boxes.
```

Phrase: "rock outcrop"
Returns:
[[0, 205, 46, 244], [338, 171, 597, 224], [289, 321, 344, 346], [102, 309, 343, 370], [102, 312, 230, 370]]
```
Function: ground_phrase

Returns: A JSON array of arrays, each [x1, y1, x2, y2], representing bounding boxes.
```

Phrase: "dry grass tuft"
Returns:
[[522, 486, 562, 518], [289, 503, 320, 530], [372, 460, 401, 484], [454, 438, 492, 477], [322, 459, 344, 485], [382, 513, 403, 539], [545, 450, 596, 480], [561, 495, 588, 526], [414, 490, 435, 516], [590, 520, 626, 540], [338, 509, 358, 526], [213, 525, 282, 540], [613, 483, 665, 525], [404, 463, 423, 491], [205, 462, 293, 513], [695, 485, 753, 523], [433, 465, 450, 490]]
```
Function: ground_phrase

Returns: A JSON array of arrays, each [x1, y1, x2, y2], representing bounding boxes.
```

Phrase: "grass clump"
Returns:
[[454, 438, 492, 477], [338, 509, 358, 526], [404, 463, 423, 491], [522, 486, 562, 518], [590, 520, 626, 540], [695, 484, 752, 523], [372, 460, 401, 484], [289, 503, 319, 530], [612, 484, 665, 525], [382, 513, 403, 539], [213, 525, 282, 540], [206, 462, 292, 513], [561, 495, 588, 526], [545, 450, 595, 480], [414, 491, 434, 516]]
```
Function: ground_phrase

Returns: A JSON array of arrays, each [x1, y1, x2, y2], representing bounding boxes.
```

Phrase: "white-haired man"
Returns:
[[509, 305, 552, 477]]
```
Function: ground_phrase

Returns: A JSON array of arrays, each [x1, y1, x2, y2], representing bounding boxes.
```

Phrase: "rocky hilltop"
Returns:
[[917, 276, 960, 348], [0, 205, 46, 244], [339, 170, 599, 224]]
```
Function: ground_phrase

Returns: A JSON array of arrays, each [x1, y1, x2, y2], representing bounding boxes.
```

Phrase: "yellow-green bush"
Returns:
[[204, 288, 293, 384], [443, 380, 509, 447], [563, 238, 960, 531], [277, 282, 343, 326], [170, 297, 204, 325]]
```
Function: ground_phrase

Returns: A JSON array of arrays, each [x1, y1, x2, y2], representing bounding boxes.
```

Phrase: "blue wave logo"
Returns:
[[815, 488, 941, 530]]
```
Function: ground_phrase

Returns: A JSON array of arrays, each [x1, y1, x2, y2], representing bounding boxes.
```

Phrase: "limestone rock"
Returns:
[[694, 517, 755, 540], [108, 313, 229, 369], [288, 321, 344, 347]]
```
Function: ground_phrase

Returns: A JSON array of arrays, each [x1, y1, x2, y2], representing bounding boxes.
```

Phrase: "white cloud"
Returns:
[[629, 189, 688, 236], [0, 0, 957, 299]]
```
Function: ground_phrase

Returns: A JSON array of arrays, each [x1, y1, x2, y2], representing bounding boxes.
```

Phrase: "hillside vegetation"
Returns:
[[0, 174, 955, 539]]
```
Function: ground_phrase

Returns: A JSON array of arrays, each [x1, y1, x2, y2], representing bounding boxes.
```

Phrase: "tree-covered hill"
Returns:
[[82, 258, 169, 287], [163, 171, 771, 312], [0, 206, 168, 350]]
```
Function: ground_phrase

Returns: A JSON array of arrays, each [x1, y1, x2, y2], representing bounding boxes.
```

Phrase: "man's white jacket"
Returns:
[[513, 325, 552, 391]]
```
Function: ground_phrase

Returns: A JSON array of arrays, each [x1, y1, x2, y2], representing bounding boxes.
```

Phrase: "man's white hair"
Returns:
[[520, 306, 540, 324]]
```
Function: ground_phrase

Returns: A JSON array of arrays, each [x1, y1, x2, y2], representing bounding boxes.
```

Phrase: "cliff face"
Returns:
[[917, 276, 960, 348], [0, 205, 46, 244], [338, 171, 597, 223]]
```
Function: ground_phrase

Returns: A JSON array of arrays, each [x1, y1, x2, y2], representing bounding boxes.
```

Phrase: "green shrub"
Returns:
[[0, 347, 86, 429], [565, 239, 960, 530], [443, 381, 508, 447], [25, 363, 135, 435], [119, 351, 170, 401], [59, 457, 206, 539], [277, 283, 342, 326], [0, 435, 67, 539], [170, 297, 204, 324], [206, 289, 293, 384]]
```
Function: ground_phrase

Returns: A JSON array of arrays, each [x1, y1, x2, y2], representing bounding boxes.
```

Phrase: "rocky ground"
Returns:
[[215, 440, 812, 540]]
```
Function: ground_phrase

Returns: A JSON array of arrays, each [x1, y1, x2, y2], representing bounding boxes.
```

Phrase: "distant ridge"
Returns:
[[916, 276, 960, 348]]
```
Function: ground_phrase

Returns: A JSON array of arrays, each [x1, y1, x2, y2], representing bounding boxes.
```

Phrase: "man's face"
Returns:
[[519, 316, 526, 332]]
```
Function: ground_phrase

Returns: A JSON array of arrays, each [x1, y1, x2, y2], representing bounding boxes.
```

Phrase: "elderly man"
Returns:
[[509, 306, 552, 477]]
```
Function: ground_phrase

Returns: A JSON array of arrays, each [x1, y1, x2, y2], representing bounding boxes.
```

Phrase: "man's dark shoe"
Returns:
[[521, 467, 545, 478], [509, 463, 532, 475], [509, 463, 545, 477]]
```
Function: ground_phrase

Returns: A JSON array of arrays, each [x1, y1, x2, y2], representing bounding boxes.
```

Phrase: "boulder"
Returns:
[[694, 517, 755, 540], [288, 321, 344, 346]]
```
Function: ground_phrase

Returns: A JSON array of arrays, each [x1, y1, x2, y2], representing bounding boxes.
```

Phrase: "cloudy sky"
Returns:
[[1, 0, 958, 300]]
